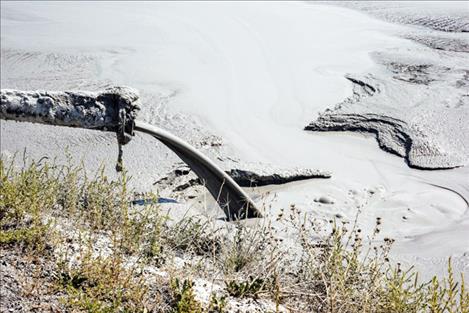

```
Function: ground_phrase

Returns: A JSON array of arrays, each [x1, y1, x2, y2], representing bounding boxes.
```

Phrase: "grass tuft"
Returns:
[[170, 278, 203, 313]]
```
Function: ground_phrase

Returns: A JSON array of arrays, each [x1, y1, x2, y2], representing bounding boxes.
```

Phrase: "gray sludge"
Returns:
[[305, 2, 469, 170], [305, 52, 469, 170]]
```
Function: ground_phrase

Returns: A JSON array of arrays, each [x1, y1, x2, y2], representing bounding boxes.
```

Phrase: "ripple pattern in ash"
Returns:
[[334, 1, 469, 33]]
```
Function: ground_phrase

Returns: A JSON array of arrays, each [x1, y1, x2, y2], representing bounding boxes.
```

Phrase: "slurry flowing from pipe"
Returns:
[[135, 121, 261, 219], [0, 88, 261, 219]]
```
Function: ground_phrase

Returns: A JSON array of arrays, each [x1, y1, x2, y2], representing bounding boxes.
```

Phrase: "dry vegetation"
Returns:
[[0, 157, 468, 312]]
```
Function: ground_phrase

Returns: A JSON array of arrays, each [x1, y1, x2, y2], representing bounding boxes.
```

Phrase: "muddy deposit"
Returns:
[[306, 2, 469, 169]]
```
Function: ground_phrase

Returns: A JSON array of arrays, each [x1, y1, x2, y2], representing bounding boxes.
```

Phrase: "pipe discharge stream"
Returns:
[[0, 87, 261, 220]]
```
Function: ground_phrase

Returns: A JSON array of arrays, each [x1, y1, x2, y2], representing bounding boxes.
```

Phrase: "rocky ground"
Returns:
[[0, 246, 64, 312]]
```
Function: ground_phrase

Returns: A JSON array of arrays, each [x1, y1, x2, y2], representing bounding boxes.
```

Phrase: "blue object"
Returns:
[[131, 197, 178, 206]]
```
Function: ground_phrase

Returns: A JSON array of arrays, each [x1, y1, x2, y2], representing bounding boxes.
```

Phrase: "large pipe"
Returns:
[[135, 121, 261, 219], [0, 87, 261, 220], [0, 87, 140, 134]]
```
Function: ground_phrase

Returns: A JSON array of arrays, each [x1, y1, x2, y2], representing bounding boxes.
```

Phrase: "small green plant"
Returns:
[[225, 275, 268, 298], [221, 222, 277, 274], [208, 292, 226, 313], [0, 158, 58, 251], [165, 216, 222, 256], [426, 259, 468, 313], [57, 251, 150, 313], [170, 278, 203, 313]]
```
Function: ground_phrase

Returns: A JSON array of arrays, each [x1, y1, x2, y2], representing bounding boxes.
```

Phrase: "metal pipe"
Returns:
[[135, 121, 261, 220], [0, 87, 139, 134]]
